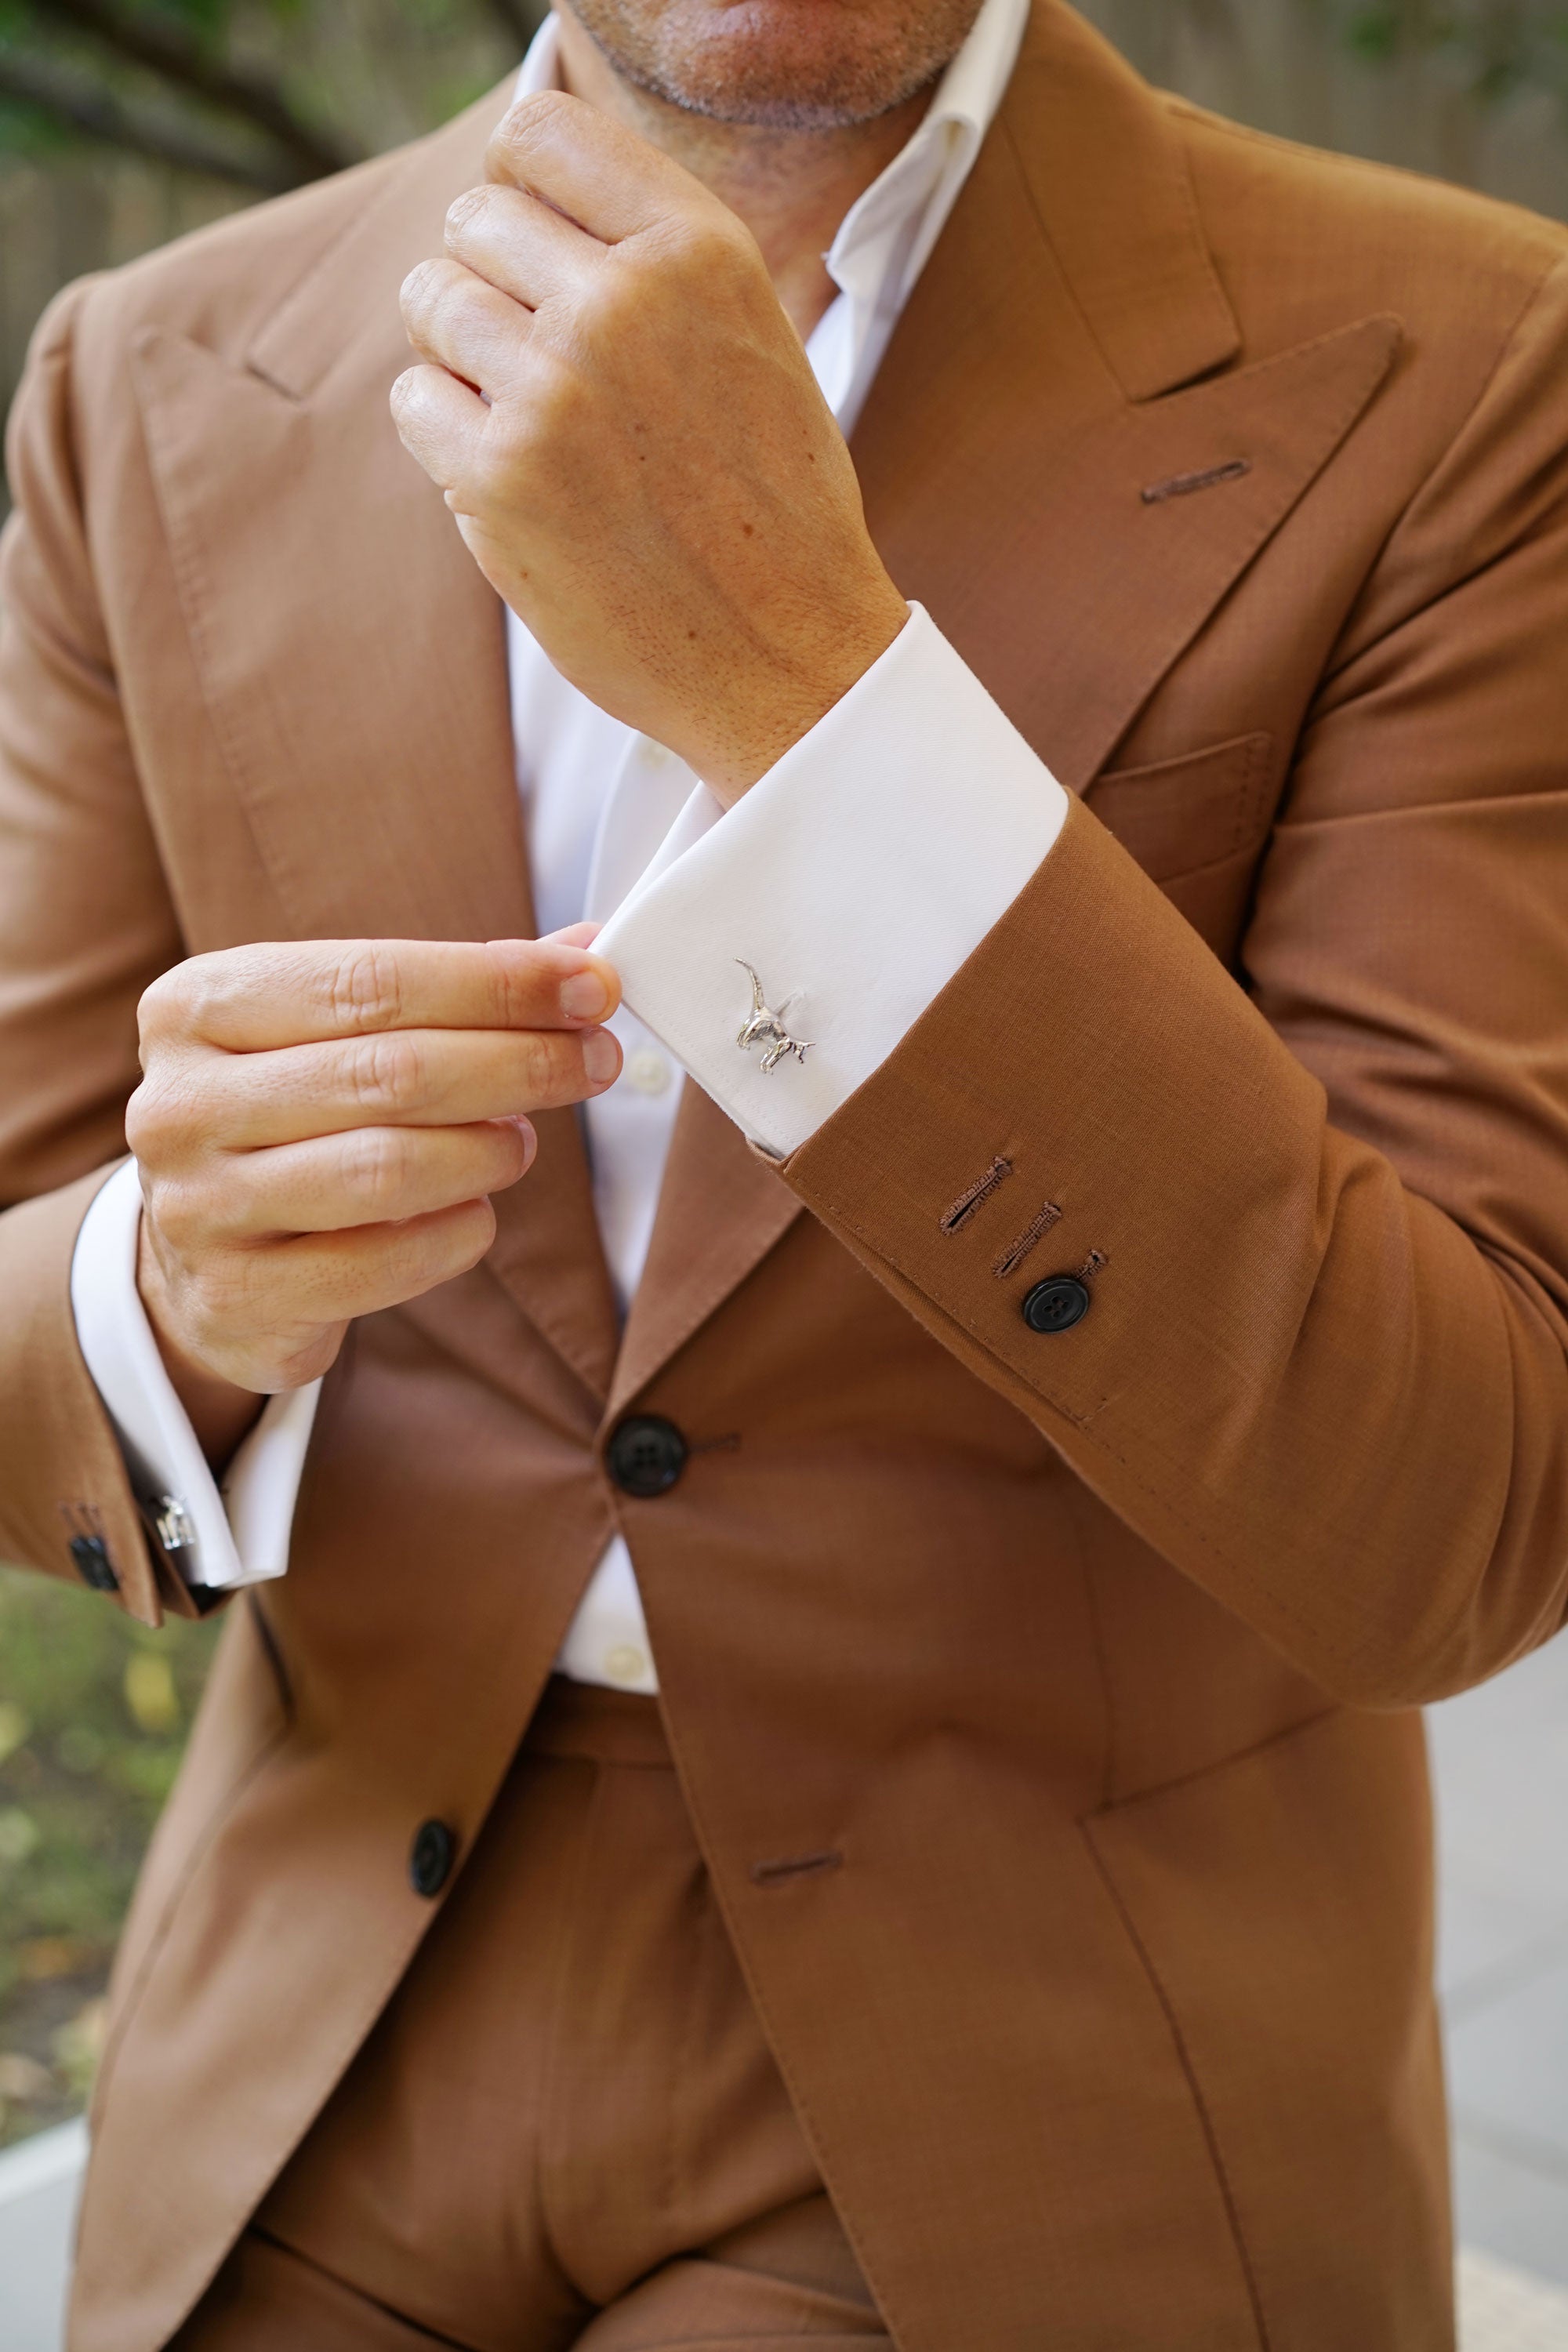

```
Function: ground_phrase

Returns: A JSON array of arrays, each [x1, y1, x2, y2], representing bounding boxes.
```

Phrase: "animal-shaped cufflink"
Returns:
[[735, 960, 812, 1074]]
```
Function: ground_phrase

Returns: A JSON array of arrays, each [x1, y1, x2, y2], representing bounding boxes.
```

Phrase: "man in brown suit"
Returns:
[[2, 0, 1567, 2339]]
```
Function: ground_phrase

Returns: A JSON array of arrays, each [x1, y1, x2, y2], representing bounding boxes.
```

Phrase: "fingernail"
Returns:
[[561, 971, 611, 1021], [509, 1116, 537, 1169], [582, 1029, 619, 1084]]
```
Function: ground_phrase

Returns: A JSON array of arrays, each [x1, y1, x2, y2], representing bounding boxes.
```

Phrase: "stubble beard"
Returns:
[[561, 0, 986, 129]]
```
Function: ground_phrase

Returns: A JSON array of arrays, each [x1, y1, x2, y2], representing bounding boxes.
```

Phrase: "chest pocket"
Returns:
[[1082, 732, 1276, 957]]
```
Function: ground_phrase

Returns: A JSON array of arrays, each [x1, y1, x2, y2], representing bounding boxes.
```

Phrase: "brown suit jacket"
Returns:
[[3, 5, 1568, 2345]]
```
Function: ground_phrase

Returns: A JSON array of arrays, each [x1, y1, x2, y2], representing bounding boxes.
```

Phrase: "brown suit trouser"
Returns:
[[169, 1680, 888, 2352]]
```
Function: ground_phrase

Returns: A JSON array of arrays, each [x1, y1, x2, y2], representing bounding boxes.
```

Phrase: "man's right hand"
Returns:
[[125, 931, 622, 1461]]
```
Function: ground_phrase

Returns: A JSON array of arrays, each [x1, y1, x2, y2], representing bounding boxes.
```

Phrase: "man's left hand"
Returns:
[[393, 91, 909, 802]]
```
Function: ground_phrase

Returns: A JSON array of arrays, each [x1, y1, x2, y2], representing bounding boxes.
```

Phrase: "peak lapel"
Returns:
[[132, 86, 619, 1401], [852, 0, 1400, 790], [622, 0, 1400, 1401], [608, 1080, 801, 1419]]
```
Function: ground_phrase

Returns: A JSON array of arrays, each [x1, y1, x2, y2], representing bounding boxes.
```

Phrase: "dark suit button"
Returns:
[[68, 1534, 119, 1592], [1022, 1275, 1091, 1334], [606, 1415, 688, 1497], [409, 1819, 457, 1899]]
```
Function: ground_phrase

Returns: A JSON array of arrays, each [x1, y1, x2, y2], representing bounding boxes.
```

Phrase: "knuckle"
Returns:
[[330, 942, 405, 1034], [495, 88, 573, 165], [142, 947, 260, 1047], [516, 1028, 578, 1102], [342, 1125, 411, 1215], [399, 257, 442, 326], [485, 945, 543, 1030], [198, 1249, 265, 1342], [125, 1069, 201, 1167], [123, 1073, 163, 1163], [445, 186, 491, 245], [136, 956, 205, 1050], [350, 1029, 426, 1115], [662, 209, 744, 278], [141, 1169, 208, 1258]]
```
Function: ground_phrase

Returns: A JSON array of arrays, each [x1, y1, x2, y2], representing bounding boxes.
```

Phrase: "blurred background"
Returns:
[[3, 0, 1568, 2342], [6, 0, 1568, 445]]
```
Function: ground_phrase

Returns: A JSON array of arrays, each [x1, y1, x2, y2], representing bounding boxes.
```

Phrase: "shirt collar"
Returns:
[[515, 0, 1026, 295], [823, 0, 1027, 303]]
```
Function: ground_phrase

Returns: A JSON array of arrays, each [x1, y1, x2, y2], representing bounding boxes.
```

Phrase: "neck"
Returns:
[[554, 9, 938, 340]]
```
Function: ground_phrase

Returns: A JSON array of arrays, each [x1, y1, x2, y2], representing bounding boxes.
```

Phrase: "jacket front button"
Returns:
[[606, 1415, 688, 1497], [409, 1819, 457, 1899], [1021, 1275, 1091, 1334]]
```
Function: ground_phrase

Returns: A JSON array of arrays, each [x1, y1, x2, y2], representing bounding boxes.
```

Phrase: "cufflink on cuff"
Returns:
[[735, 960, 812, 1074], [149, 1494, 197, 1555]]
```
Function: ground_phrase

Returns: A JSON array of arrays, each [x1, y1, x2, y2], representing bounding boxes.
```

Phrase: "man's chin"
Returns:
[[564, 0, 983, 130]]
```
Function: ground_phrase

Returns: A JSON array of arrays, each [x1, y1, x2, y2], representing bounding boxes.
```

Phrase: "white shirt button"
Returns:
[[604, 1644, 648, 1686], [626, 1047, 673, 1096]]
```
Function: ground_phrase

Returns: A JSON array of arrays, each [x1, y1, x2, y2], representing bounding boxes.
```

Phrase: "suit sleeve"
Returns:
[[0, 281, 187, 1624], [770, 260, 1568, 1708]]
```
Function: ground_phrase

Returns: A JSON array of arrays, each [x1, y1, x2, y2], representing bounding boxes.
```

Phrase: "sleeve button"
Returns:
[[409, 1819, 458, 1899], [1021, 1275, 1091, 1334], [68, 1534, 119, 1592]]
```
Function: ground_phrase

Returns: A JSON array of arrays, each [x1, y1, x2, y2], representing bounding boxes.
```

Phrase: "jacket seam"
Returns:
[[1320, 248, 1568, 686], [645, 1706, 913, 2352], [1083, 1702, 1341, 1820], [1081, 1826, 1272, 2351]]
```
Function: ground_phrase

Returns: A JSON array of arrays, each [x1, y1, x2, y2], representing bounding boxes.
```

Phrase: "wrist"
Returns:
[[702, 577, 911, 806], [136, 1220, 266, 1471]]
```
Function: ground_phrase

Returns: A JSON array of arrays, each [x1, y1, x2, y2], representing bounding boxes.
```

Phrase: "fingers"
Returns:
[[391, 359, 488, 490], [183, 1200, 505, 1374], [138, 1022, 620, 1156], [159, 1119, 535, 1244], [443, 182, 602, 313], [400, 256, 535, 400], [270, 1202, 504, 1325], [484, 89, 713, 245], [139, 936, 621, 1055]]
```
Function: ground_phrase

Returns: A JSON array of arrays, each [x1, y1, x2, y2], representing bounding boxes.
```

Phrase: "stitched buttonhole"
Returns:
[[940, 1156, 1012, 1235], [750, 1849, 844, 1888], [992, 1199, 1063, 1280], [1141, 458, 1250, 505], [1075, 1250, 1109, 1283]]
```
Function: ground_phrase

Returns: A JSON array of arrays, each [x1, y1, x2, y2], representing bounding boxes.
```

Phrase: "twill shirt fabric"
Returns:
[[2, 3, 1568, 2347]]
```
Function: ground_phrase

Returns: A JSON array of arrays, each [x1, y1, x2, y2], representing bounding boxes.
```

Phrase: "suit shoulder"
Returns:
[[1168, 97, 1568, 356]]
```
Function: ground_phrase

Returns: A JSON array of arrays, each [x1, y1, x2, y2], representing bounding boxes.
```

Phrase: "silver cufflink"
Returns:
[[735, 961, 812, 1074], [152, 1495, 197, 1553]]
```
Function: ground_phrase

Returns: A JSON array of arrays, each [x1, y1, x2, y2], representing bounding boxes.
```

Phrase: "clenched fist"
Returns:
[[391, 91, 909, 800], [128, 931, 621, 1457]]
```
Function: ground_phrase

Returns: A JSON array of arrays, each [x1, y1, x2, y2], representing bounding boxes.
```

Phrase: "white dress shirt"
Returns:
[[71, 0, 1069, 1696]]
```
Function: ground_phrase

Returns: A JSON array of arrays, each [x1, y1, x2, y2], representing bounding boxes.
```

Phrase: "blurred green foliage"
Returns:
[[0, 0, 539, 191], [3, 0, 1568, 206], [0, 1563, 220, 2144], [1335, 0, 1568, 107]]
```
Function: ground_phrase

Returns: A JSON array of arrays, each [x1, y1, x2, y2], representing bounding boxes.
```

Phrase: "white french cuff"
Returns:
[[71, 1158, 321, 1590], [594, 603, 1071, 1160]]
